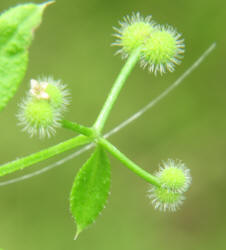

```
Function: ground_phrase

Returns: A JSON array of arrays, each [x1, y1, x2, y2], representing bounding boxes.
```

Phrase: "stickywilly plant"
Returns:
[[0, 2, 216, 239]]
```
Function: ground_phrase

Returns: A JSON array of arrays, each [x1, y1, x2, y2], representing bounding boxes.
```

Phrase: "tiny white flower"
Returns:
[[30, 79, 49, 100]]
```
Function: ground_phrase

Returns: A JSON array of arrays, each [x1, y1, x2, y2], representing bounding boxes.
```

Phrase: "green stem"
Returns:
[[93, 47, 141, 133], [0, 135, 91, 177], [61, 120, 94, 137], [99, 138, 160, 187]]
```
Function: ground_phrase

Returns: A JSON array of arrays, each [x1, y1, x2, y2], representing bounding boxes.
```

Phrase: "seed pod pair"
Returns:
[[113, 13, 185, 75], [148, 159, 192, 212], [17, 77, 70, 138]]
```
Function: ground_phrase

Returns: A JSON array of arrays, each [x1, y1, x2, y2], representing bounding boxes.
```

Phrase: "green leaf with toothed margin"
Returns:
[[70, 145, 111, 238], [0, 1, 53, 112]]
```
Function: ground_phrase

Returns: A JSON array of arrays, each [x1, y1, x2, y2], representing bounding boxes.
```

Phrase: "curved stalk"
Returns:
[[93, 47, 141, 133], [99, 137, 160, 187]]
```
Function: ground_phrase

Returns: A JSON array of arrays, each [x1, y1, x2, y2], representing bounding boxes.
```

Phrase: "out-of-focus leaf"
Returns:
[[0, 2, 53, 112]]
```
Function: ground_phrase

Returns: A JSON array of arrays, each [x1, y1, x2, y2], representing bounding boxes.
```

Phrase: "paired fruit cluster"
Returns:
[[113, 13, 185, 75], [17, 77, 70, 138], [149, 159, 191, 211]]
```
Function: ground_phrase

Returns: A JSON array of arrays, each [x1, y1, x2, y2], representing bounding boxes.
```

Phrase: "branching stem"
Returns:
[[61, 120, 95, 137]]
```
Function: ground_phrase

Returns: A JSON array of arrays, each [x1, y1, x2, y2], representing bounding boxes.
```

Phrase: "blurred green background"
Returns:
[[0, 0, 225, 249]]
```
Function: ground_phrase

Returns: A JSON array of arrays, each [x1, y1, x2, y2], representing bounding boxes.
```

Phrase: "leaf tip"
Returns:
[[74, 229, 81, 240], [40, 0, 55, 9]]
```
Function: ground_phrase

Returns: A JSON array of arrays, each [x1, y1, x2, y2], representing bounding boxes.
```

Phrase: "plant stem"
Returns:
[[99, 138, 160, 187], [93, 47, 141, 133], [61, 120, 94, 137], [0, 135, 91, 177]]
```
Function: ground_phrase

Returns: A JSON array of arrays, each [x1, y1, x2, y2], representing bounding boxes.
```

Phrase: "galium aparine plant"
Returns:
[[0, 2, 215, 239]]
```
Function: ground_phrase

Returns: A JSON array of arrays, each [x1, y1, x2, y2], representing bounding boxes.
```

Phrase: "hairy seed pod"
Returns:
[[148, 186, 185, 212], [113, 14, 185, 75], [17, 77, 70, 138], [113, 12, 155, 58], [148, 159, 191, 212], [141, 25, 185, 75], [30, 77, 70, 110], [156, 159, 191, 193], [17, 98, 61, 138]]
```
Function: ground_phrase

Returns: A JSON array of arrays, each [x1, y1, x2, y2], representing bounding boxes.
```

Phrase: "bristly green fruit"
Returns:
[[113, 14, 185, 75], [46, 82, 65, 109], [31, 77, 70, 110], [0, 2, 53, 112], [148, 159, 191, 212], [113, 12, 155, 57], [17, 77, 70, 138], [156, 159, 191, 193], [17, 98, 61, 138], [141, 25, 185, 75], [148, 186, 185, 212]]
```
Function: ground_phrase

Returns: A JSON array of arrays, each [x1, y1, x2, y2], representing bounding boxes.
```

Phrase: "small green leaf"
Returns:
[[70, 145, 111, 237], [0, 2, 53, 112]]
